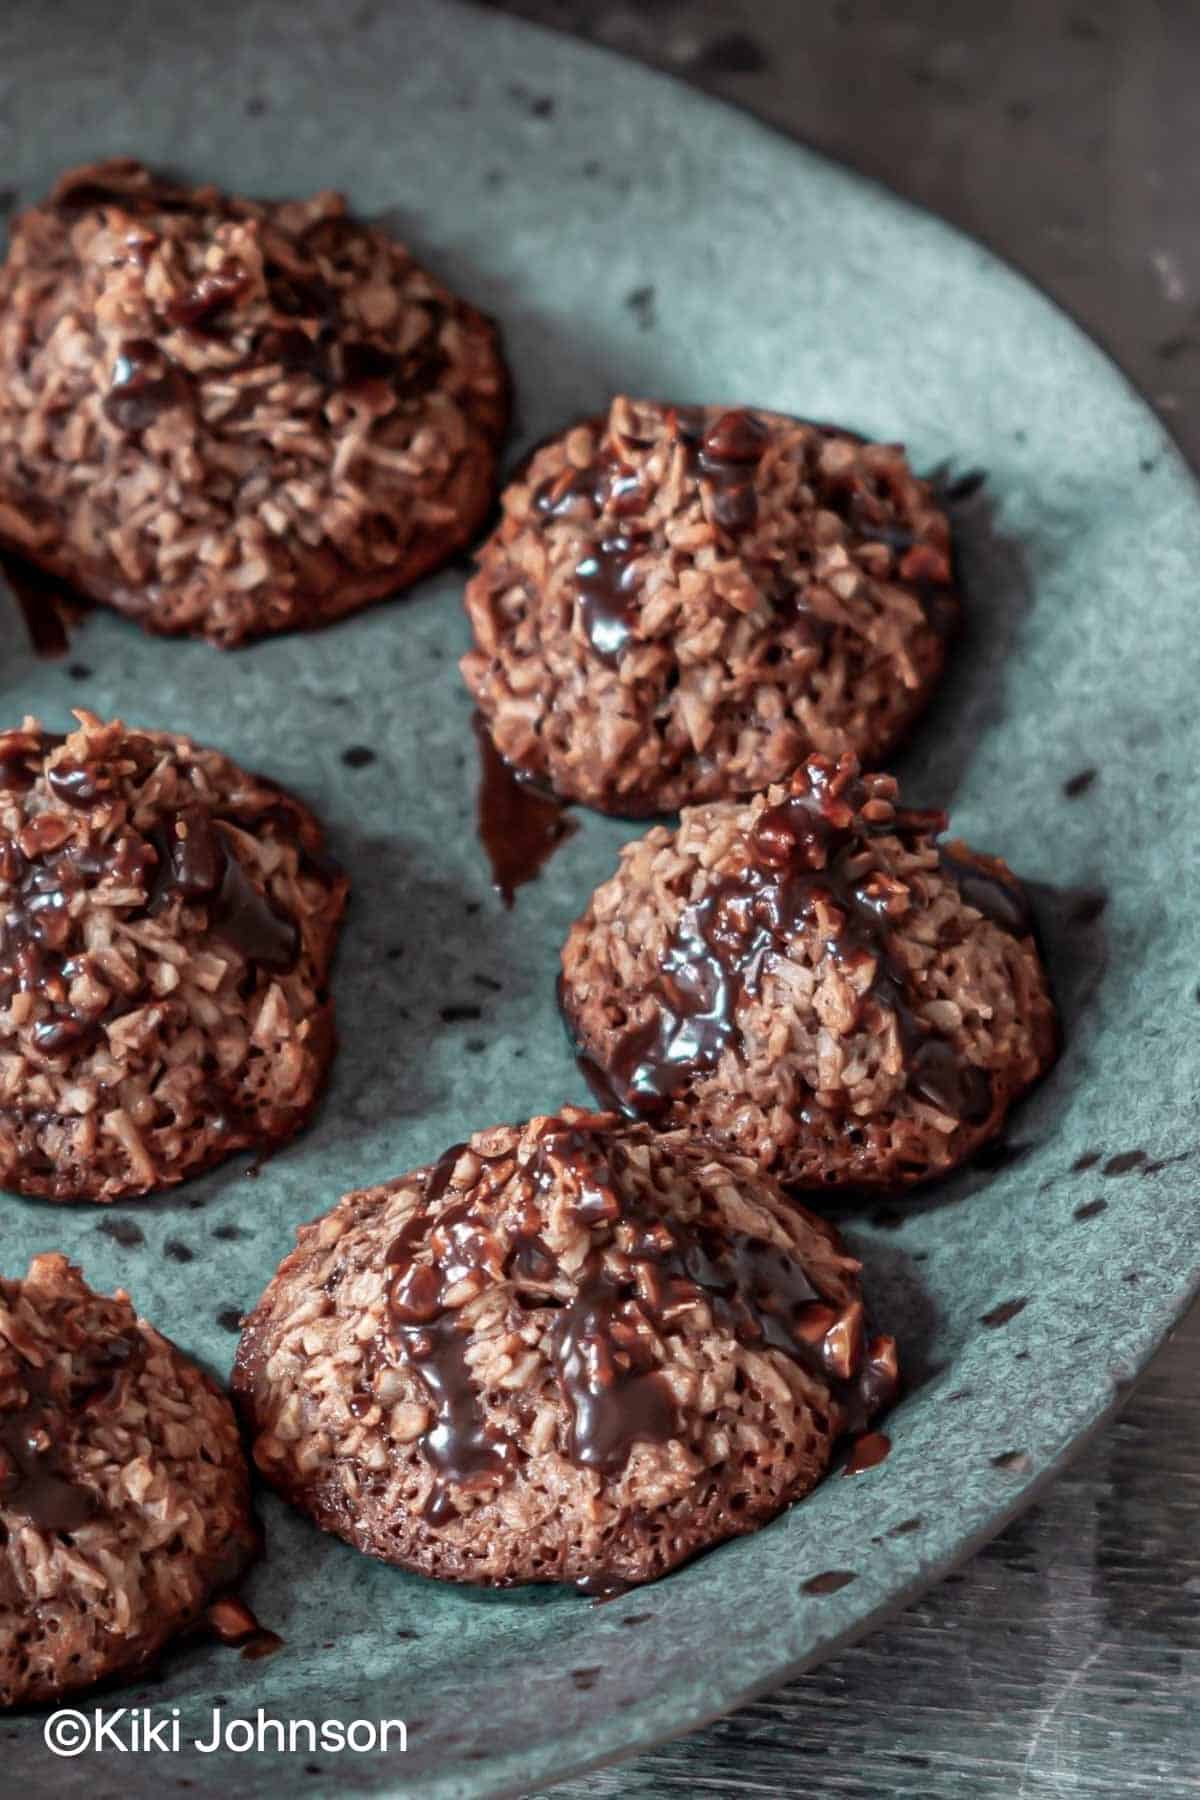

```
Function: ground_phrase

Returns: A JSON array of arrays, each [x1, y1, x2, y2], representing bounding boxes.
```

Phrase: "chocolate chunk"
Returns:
[[693, 408, 768, 535], [104, 338, 189, 431], [164, 261, 250, 329], [45, 760, 112, 809], [151, 806, 298, 971], [909, 1039, 992, 1124]]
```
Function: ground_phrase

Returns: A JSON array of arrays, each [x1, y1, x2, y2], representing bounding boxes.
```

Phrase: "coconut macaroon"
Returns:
[[560, 754, 1057, 1190], [0, 712, 347, 1202], [462, 397, 957, 815], [0, 158, 509, 646], [0, 1254, 257, 1706], [233, 1108, 898, 1590]]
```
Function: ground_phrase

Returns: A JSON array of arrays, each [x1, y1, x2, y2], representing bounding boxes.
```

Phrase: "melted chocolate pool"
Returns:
[[473, 713, 576, 905], [842, 1429, 892, 1476], [534, 435, 646, 667], [2, 556, 81, 659]]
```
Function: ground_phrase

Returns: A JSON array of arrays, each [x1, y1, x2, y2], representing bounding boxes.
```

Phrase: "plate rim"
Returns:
[[5, 5, 1200, 1794]]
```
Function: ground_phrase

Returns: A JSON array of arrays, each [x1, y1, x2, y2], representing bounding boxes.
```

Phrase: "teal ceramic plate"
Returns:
[[2, 1, 1199, 1793]]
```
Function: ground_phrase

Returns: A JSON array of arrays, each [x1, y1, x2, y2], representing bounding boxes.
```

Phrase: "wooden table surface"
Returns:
[[472, 3, 1200, 1793]]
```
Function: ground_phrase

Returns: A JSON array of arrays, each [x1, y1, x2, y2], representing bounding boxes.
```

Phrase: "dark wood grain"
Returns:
[[538, 1309, 1200, 1797], [471, 3, 1200, 1792]]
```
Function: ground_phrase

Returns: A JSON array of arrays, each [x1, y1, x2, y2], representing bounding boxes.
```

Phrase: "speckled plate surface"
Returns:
[[2, 1, 1199, 1794]]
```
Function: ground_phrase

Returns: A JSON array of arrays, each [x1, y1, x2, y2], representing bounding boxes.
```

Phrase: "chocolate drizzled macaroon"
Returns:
[[0, 158, 508, 646], [560, 754, 1056, 1189], [233, 1108, 897, 1590], [0, 712, 346, 1202], [462, 397, 957, 814], [0, 1254, 256, 1706]]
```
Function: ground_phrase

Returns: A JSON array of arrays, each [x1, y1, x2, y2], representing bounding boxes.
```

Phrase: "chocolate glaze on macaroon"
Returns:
[[0, 711, 347, 1202], [462, 396, 958, 815], [0, 158, 509, 646], [560, 754, 1056, 1190], [0, 1254, 256, 1706], [233, 1108, 897, 1590]]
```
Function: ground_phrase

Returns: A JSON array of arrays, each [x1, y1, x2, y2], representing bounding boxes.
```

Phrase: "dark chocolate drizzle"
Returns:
[[259, 268, 447, 399], [569, 765, 1035, 1131], [573, 536, 641, 665], [570, 757, 993, 1125], [533, 406, 769, 666], [473, 713, 576, 906], [534, 441, 646, 667], [382, 1119, 898, 1519], [565, 410, 767, 661], [678, 405, 769, 535], [0, 1327, 142, 1530], [384, 1154, 519, 1523], [46, 760, 114, 810], [54, 165, 447, 406], [147, 806, 299, 971], [104, 338, 191, 430], [164, 262, 251, 330], [533, 404, 954, 665], [0, 733, 300, 1066], [0, 745, 149, 1057]]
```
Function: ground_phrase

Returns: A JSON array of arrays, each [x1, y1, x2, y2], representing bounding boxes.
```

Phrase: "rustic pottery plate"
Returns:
[[2, 1, 1199, 1794]]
